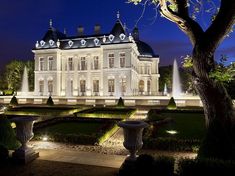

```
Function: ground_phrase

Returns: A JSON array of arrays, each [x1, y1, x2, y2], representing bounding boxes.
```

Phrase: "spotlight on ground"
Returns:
[[166, 130, 178, 135]]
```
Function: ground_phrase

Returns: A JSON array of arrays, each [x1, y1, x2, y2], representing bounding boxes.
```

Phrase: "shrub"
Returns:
[[46, 96, 54, 106], [177, 158, 235, 176], [118, 154, 175, 176], [117, 97, 124, 107], [0, 115, 19, 150], [143, 137, 201, 152], [3, 90, 14, 96], [9, 96, 18, 106], [167, 97, 177, 110]]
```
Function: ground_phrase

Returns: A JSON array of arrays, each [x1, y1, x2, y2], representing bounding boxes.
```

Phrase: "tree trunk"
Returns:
[[192, 45, 235, 160]]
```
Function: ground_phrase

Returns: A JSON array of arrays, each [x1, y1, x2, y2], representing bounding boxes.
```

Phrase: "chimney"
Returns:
[[77, 26, 84, 36], [94, 24, 101, 35]]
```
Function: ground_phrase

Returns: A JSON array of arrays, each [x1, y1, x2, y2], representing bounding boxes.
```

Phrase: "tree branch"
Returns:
[[205, 0, 235, 53], [158, 0, 204, 45]]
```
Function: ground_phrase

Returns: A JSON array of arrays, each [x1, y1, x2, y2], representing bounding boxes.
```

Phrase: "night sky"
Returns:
[[0, 0, 234, 70]]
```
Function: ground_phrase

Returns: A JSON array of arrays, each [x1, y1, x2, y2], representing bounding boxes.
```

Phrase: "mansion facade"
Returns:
[[33, 15, 160, 97]]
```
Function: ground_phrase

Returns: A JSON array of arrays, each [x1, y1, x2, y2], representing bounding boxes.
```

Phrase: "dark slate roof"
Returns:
[[110, 19, 126, 36], [33, 19, 158, 58], [135, 40, 156, 57]]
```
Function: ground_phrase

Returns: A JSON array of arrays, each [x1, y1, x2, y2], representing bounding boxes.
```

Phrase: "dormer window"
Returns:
[[49, 40, 54, 46], [40, 40, 45, 47], [109, 34, 114, 42], [81, 39, 86, 46], [94, 38, 99, 46], [119, 33, 126, 40], [68, 40, 73, 47]]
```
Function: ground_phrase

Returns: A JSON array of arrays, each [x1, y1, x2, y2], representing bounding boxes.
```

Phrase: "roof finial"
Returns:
[[49, 19, 53, 28], [117, 11, 120, 19]]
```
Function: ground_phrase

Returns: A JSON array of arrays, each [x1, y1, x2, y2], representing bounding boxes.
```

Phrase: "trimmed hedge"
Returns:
[[167, 97, 177, 110], [46, 96, 54, 106], [9, 96, 18, 106], [118, 154, 175, 176], [177, 158, 235, 176], [117, 97, 124, 107], [143, 137, 200, 152]]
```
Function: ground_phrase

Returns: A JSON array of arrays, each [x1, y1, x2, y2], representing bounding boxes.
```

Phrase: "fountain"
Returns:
[[21, 66, 29, 96], [163, 83, 168, 96], [172, 59, 182, 98]]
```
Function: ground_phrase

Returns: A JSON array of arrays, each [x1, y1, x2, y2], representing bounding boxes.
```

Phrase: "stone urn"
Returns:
[[118, 120, 149, 161], [11, 116, 39, 163]]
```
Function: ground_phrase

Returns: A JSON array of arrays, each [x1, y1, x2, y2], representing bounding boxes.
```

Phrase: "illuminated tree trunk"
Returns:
[[192, 44, 235, 159]]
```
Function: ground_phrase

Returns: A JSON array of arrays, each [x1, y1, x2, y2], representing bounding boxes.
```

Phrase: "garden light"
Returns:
[[42, 136, 48, 141], [166, 130, 178, 135]]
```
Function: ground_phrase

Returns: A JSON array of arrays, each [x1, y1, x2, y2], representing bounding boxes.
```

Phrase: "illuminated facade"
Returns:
[[33, 14, 160, 97]]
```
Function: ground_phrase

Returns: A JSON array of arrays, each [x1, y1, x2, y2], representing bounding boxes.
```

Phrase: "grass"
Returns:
[[5, 106, 82, 117], [37, 122, 103, 135], [74, 107, 136, 119], [148, 110, 206, 140]]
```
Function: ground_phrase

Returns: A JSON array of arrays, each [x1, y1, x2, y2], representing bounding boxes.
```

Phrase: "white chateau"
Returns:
[[33, 14, 160, 97]]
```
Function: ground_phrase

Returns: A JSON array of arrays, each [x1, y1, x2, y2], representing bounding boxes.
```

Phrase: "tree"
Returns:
[[130, 0, 235, 160]]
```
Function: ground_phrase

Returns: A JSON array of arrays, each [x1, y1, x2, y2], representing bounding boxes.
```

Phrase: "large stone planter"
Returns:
[[118, 120, 148, 161], [11, 116, 39, 163]]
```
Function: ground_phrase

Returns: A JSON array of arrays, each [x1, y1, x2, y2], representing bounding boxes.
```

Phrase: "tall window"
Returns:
[[81, 57, 86, 70], [94, 56, 99, 70], [39, 80, 44, 93], [121, 78, 126, 94], [147, 80, 151, 93], [48, 80, 53, 94], [80, 80, 86, 92], [139, 80, 144, 93], [70, 80, 73, 94], [39, 58, 44, 71], [108, 79, 115, 92], [68, 57, 73, 71], [120, 53, 125, 68], [108, 53, 114, 68], [48, 57, 53, 71], [93, 80, 99, 92]]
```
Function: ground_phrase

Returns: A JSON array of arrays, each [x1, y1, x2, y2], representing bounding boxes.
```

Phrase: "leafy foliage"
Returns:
[[0, 115, 19, 150]]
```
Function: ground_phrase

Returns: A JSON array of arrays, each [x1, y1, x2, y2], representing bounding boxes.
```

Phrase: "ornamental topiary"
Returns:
[[9, 96, 18, 106], [46, 96, 54, 106], [167, 97, 177, 110], [117, 97, 124, 107], [0, 115, 19, 150]]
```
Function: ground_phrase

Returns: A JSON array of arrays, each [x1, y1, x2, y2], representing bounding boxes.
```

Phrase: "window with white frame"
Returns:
[[93, 80, 99, 92], [120, 52, 125, 68], [39, 58, 44, 71], [70, 80, 73, 94], [80, 80, 86, 92], [108, 79, 115, 92], [39, 80, 44, 93], [121, 78, 126, 93], [48, 57, 54, 71], [48, 80, 53, 93], [94, 56, 99, 70], [68, 57, 73, 71], [81, 57, 86, 70], [108, 53, 114, 68]]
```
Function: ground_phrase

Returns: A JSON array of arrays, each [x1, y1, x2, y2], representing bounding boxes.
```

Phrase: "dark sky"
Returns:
[[0, 0, 234, 70]]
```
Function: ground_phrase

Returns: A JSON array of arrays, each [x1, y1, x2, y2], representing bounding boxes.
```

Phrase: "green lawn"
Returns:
[[148, 111, 206, 140], [74, 107, 136, 119], [5, 106, 82, 117], [37, 122, 103, 135]]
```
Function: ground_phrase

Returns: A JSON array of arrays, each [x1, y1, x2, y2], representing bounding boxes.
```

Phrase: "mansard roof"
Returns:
[[33, 16, 158, 58]]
